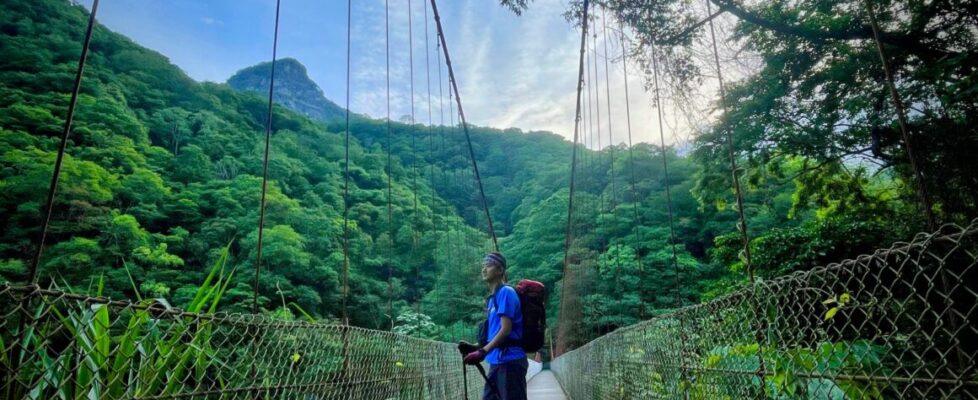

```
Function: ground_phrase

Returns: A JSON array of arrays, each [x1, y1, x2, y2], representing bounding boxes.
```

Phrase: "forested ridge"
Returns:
[[1, 0, 974, 351]]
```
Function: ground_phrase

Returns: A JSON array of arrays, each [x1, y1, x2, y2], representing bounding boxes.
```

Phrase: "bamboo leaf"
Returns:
[[288, 302, 317, 323]]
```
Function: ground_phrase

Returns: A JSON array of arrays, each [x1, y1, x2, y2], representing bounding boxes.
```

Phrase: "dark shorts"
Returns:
[[482, 358, 528, 400]]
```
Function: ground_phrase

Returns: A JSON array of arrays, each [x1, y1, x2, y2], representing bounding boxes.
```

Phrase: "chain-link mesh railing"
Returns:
[[0, 286, 483, 399], [553, 220, 978, 399]]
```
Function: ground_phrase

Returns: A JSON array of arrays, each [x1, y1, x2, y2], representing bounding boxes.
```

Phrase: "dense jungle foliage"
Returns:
[[1, 0, 974, 353]]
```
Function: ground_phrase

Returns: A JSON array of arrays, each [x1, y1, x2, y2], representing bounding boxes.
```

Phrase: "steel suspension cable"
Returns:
[[584, 40, 592, 168], [590, 30, 603, 156], [617, 19, 643, 269], [429, 0, 499, 251], [863, 0, 935, 230], [28, 0, 101, 284], [580, 47, 590, 221], [581, 44, 601, 341], [436, 40, 454, 255], [385, 0, 395, 330], [448, 80, 466, 286], [447, 69, 471, 331], [580, 44, 591, 206], [705, 2, 768, 395], [600, 8, 618, 212], [407, 1, 423, 311], [706, 0, 753, 283], [252, 0, 282, 315], [589, 28, 606, 214], [436, 39, 459, 337], [650, 35, 691, 398], [862, 0, 962, 371], [556, 0, 590, 356], [341, 0, 353, 326], [437, 39, 448, 194], [581, 58, 589, 180], [599, 7, 625, 294], [339, 3, 355, 378], [409, 0, 419, 227], [584, 45, 598, 225], [424, 0, 439, 277], [616, 15, 648, 325]]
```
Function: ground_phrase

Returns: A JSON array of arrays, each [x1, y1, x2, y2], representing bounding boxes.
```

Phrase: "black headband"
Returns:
[[483, 253, 506, 269]]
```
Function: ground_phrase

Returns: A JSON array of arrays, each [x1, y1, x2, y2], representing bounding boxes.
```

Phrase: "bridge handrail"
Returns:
[[0, 284, 482, 399], [553, 218, 978, 399]]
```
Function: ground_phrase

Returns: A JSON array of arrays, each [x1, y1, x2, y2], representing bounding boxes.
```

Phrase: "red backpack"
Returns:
[[514, 279, 547, 353]]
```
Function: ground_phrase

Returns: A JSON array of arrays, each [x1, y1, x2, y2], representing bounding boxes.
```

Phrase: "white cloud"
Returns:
[[201, 16, 222, 26]]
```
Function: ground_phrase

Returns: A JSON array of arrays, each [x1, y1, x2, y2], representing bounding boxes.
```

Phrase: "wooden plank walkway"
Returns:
[[526, 370, 567, 400]]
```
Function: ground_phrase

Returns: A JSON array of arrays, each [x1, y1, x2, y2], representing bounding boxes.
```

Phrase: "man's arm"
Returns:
[[482, 315, 512, 353]]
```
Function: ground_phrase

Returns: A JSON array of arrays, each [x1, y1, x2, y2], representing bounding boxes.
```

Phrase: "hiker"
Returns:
[[462, 252, 527, 400]]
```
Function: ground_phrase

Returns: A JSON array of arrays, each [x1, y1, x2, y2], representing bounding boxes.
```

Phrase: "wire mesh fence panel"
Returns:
[[553, 220, 978, 399], [0, 286, 483, 399]]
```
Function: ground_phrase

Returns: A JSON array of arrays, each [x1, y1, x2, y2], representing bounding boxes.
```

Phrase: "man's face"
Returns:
[[481, 261, 503, 283]]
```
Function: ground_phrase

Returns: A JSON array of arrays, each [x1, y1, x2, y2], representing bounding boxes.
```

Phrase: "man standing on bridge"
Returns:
[[462, 252, 528, 400]]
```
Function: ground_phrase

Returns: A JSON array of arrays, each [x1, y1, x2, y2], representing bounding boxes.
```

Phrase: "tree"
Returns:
[[392, 309, 442, 340], [598, 0, 978, 223]]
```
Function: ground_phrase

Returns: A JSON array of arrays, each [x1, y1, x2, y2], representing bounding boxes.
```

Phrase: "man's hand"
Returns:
[[458, 341, 481, 355], [463, 348, 487, 365]]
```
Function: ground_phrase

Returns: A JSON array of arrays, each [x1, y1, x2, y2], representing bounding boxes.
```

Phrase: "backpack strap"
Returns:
[[485, 284, 510, 315]]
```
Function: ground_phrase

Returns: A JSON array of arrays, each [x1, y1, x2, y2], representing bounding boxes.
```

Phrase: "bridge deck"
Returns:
[[527, 370, 567, 400]]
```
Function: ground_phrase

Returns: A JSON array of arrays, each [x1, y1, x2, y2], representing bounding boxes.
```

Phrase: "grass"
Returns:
[[2, 243, 237, 399]]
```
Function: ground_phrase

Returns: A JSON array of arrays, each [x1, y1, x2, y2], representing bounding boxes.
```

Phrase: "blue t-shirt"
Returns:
[[485, 285, 525, 364]]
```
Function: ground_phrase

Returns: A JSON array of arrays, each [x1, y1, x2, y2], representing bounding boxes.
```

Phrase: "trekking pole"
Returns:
[[462, 363, 469, 400], [474, 364, 502, 400], [458, 342, 502, 399]]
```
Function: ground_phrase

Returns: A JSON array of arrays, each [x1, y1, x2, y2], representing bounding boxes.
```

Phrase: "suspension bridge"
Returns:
[[1, 0, 976, 399]]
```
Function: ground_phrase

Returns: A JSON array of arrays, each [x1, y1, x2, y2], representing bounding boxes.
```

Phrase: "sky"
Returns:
[[77, 0, 699, 148]]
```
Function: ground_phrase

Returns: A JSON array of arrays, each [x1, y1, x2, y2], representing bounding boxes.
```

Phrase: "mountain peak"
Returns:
[[227, 58, 345, 121]]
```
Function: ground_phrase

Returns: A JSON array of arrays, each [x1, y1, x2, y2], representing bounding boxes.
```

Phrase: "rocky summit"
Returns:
[[227, 58, 346, 122]]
